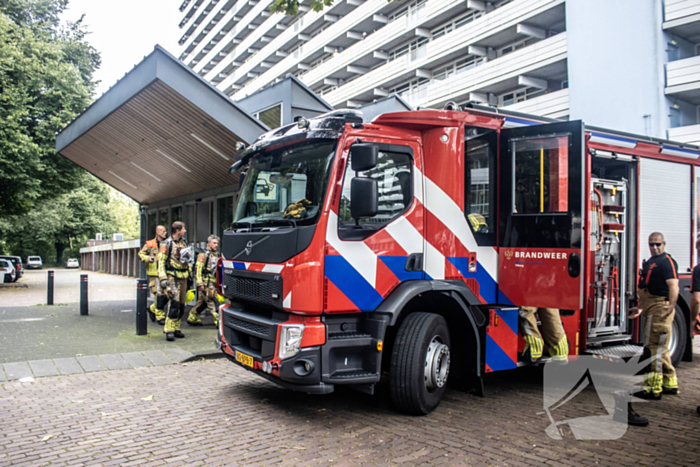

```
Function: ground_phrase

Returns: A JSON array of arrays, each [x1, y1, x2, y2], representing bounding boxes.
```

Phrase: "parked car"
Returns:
[[0, 255, 23, 280], [26, 256, 42, 270], [0, 259, 16, 283], [66, 258, 79, 269]]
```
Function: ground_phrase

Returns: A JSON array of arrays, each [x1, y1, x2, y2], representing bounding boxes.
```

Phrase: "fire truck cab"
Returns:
[[217, 107, 697, 414]]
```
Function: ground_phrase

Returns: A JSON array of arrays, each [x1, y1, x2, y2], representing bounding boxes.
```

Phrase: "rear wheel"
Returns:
[[390, 312, 451, 415], [669, 305, 687, 366]]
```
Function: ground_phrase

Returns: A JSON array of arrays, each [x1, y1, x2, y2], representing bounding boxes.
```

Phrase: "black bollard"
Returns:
[[80, 274, 88, 316], [47, 270, 54, 305], [136, 279, 148, 336]]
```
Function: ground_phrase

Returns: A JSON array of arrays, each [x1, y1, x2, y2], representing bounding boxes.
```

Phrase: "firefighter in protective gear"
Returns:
[[138, 225, 168, 324], [519, 307, 569, 363], [629, 232, 679, 399], [187, 235, 220, 327], [158, 221, 191, 341]]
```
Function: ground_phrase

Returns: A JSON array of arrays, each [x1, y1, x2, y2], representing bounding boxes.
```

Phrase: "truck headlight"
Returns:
[[279, 324, 305, 360]]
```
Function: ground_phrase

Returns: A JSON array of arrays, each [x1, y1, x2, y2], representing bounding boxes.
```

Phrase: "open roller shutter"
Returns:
[[639, 158, 692, 273]]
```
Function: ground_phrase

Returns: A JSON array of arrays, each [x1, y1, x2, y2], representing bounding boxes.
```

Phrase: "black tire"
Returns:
[[390, 312, 451, 415], [670, 305, 687, 366]]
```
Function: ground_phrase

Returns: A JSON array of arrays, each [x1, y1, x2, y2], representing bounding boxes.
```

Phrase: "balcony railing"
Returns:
[[324, 32, 567, 108], [504, 88, 569, 119], [665, 0, 700, 24], [666, 54, 700, 91], [668, 124, 700, 145]]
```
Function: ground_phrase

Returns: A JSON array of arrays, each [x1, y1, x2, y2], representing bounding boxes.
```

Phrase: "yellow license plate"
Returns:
[[235, 350, 254, 368]]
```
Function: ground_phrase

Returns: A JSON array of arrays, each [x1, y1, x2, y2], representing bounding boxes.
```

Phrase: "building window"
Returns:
[[159, 208, 169, 229], [387, 0, 426, 23], [498, 87, 546, 107], [148, 211, 157, 239], [171, 206, 182, 223], [497, 37, 539, 57], [217, 196, 234, 236], [433, 55, 485, 81], [254, 104, 282, 129]]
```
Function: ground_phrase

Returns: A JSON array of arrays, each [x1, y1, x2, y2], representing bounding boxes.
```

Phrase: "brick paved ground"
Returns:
[[1, 351, 700, 467]]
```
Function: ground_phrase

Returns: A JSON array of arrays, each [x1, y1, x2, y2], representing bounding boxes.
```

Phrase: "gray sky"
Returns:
[[61, 0, 184, 97]]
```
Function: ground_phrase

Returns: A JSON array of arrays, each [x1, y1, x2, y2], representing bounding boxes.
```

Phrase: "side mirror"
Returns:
[[350, 143, 378, 172], [350, 178, 378, 219]]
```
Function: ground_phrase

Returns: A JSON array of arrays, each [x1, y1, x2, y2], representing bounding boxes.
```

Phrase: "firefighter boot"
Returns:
[[172, 303, 186, 338], [549, 336, 569, 364], [164, 300, 181, 340], [640, 371, 663, 399], [613, 391, 648, 427], [522, 335, 544, 363], [155, 295, 167, 325], [663, 375, 679, 395], [187, 301, 207, 326], [166, 332, 175, 341], [148, 302, 156, 322]]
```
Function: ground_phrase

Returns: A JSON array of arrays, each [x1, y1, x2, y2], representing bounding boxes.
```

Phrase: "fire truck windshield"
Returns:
[[233, 139, 337, 227]]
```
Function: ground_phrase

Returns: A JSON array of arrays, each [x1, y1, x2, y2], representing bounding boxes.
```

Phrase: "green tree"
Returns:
[[0, 0, 100, 216], [5, 175, 114, 265]]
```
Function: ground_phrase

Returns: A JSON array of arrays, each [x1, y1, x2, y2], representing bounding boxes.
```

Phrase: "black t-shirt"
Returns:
[[692, 264, 700, 293], [639, 253, 678, 298]]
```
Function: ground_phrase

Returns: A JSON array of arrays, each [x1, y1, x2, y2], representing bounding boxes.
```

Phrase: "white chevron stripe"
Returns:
[[283, 292, 292, 308], [385, 216, 423, 255], [414, 166, 424, 204], [326, 211, 378, 287], [425, 242, 445, 280], [262, 264, 284, 273], [423, 176, 498, 278]]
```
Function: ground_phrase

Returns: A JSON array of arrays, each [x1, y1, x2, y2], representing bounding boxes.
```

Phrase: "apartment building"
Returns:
[[176, 0, 700, 144]]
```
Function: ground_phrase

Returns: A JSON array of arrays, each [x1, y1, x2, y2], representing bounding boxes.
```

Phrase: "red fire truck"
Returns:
[[216, 106, 698, 414]]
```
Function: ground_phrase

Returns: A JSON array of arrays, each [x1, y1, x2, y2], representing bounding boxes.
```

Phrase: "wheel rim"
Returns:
[[424, 335, 450, 392], [669, 317, 678, 359]]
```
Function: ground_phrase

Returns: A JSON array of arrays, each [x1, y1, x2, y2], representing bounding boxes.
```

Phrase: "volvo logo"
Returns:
[[245, 241, 253, 256]]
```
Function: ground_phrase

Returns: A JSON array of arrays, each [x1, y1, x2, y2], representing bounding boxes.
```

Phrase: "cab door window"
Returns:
[[465, 126, 497, 246], [338, 146, 413, 240]]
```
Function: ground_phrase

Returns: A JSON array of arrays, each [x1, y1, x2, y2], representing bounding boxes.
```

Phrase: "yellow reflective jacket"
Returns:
[[157, 237, 191, 280], [195, 248, 218, 286], [138, 238, 160, 276]]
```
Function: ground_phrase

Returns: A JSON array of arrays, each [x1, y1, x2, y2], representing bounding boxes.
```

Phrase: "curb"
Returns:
[[183, 349, 226, 363]]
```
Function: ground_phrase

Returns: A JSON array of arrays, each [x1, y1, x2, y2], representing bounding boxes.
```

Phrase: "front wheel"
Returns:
[[390, 312, 451, 415]]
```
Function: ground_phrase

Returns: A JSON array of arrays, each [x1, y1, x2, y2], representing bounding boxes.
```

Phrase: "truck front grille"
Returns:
[[223, 269, 283, 309]]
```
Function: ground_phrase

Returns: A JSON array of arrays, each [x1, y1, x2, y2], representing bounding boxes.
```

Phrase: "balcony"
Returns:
[[664, 0, 700, 42], [325, 32, 567, 109], [668, 124, 700, 145], [666, 55, 700, 104], [503, 87, 568, 119], [231, 0, 565, 101]]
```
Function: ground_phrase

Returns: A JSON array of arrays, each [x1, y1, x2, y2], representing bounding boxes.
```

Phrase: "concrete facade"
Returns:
[[79, 239, 141, 278], [176, 0, 700, 143]]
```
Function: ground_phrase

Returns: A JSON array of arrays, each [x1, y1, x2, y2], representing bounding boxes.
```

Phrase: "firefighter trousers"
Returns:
[[164, 276, 188, 333], [519, 307, 569, 362], [188, 281, 218, 326], [147, 276, 168, 322], [639, 288, 677, 394]]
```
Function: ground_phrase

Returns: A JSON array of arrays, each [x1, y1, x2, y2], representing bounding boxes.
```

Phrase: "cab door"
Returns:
[[498, 121, 585, 310]]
